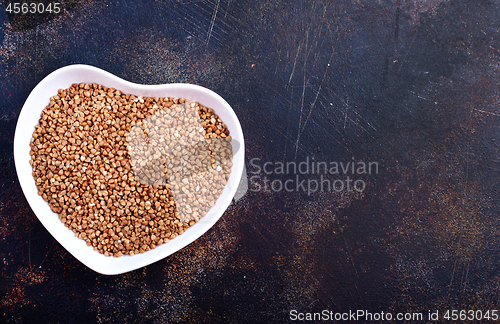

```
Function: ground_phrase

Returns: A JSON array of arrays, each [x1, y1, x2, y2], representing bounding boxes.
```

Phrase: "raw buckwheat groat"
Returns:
[[29, 83, 233, 257]]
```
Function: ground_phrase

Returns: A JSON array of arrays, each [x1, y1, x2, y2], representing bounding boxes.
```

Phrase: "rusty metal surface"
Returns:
[[1, 0, 500, 322]]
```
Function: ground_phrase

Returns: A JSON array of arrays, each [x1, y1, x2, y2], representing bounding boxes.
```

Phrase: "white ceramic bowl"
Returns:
[[14, 64, 245, 275]]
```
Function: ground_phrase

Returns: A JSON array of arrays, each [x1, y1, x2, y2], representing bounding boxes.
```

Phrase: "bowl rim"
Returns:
[[14, 64, 245, 275]]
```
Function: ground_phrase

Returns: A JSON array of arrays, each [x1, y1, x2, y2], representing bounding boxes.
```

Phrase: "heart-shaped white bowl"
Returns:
[[14, 64, 245, 275]]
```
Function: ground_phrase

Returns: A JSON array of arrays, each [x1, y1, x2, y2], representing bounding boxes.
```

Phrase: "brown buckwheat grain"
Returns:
[[29, 83, 233, 257]]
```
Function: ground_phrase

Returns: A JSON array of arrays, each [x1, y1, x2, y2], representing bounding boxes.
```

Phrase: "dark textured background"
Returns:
[[1, 0, 500, 323]]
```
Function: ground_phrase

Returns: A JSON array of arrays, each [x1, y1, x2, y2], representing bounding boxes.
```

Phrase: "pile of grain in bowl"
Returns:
[[29, 83, 233, 257]]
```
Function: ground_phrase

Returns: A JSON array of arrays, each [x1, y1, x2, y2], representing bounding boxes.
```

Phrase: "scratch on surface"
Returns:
[[288, 42, 303, 86], [462, 261, 470, 292], [293, 28, 312, 160], [295, 72, 306, 159], [448, 258, 458, 298], [224, 0, 231, 18], [294, 52, 335, 159], [206, 0, 220, 47], [351, 108, 378, 134], [294, 73, 307, 160], [322, 83, 378, 135], [472, 108, 500, 117], [397, 25, 420, 74], [343, 95, 349, 129]]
